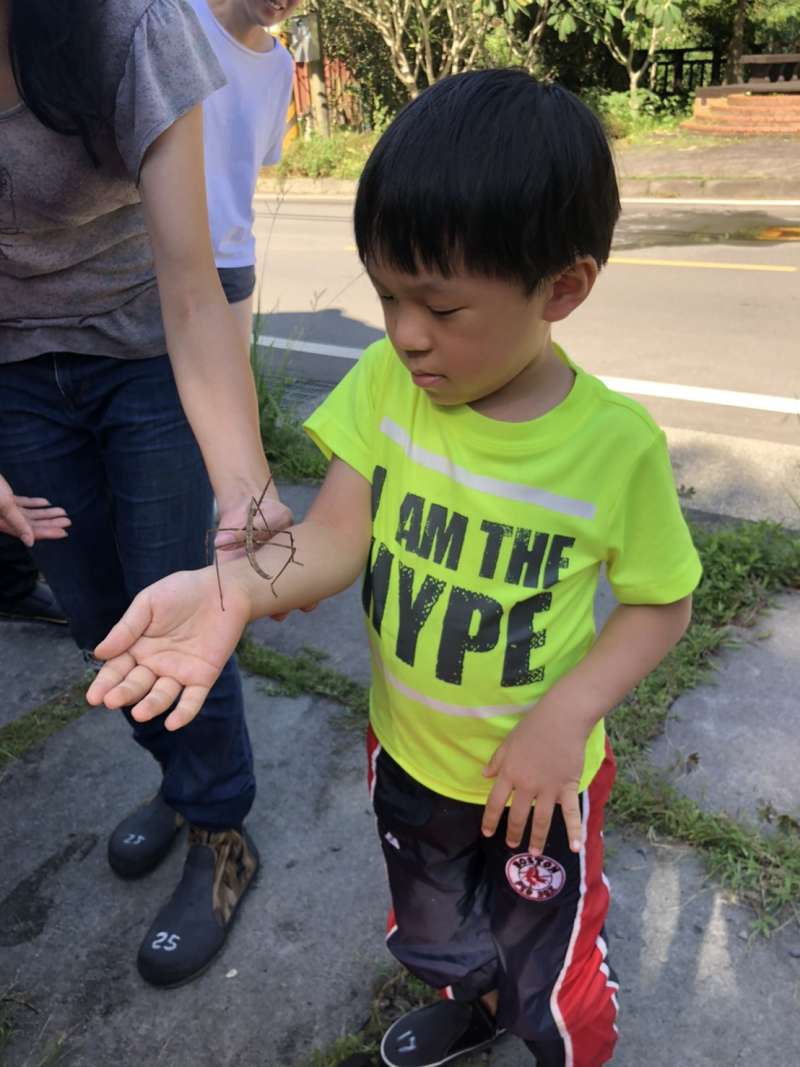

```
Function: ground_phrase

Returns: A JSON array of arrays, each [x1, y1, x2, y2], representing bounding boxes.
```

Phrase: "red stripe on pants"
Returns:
[[366, 724, 381, 800], [366, 726, 396, 939], [551, 743, 618, 1067]]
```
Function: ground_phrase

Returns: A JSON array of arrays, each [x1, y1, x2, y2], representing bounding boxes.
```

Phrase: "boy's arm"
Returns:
[[481, 596, 692, 856], [86, 459, 372, 730]]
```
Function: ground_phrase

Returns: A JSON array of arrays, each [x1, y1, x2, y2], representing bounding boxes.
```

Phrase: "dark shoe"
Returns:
[[380, 1000, 502, 1067], [137, 826, 259, 988], [0, 582, 67, 625], [108, 793, 185, 879]]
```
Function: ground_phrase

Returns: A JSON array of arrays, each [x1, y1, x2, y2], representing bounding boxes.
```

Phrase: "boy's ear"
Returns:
[[541, 258, 599, 323]]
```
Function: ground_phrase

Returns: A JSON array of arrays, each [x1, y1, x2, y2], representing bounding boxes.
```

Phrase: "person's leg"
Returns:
[[0, 532, 67, 624], [0, 353, 258, 986], [0, 355, 131, 648], [97, 352, 255, 830], [485, 744, 619, 1067], [368, 731, 504, 1067], [0, 354, 185, 874], [93, 352, 257, 986], [0, 534, 38, 600]]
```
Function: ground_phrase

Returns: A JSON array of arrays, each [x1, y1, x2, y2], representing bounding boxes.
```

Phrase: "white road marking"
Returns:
[[601, 377, 800, 415], [256, 335, 800, 415], [257, 334, 362, 360]]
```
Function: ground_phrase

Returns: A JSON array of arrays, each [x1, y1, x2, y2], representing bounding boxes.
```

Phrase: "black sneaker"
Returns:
[[108, 793, 185, 879], [0, 583, 67, 625], [380, 1000, 502, 1067], [137, 826, 259, 988]]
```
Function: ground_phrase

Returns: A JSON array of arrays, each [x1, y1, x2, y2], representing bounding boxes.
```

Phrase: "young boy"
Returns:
[[87, 70, 701, 1066], [188, 0, 300, 350]]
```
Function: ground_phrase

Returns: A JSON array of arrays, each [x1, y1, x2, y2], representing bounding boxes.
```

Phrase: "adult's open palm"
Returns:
[[86, 569, 250, 731]]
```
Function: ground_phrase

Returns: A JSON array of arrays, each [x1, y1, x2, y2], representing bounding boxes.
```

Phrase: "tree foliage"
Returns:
[[334, 1, 550, 98], [313, 0, 407, 126], [547, 0, 685, 101]]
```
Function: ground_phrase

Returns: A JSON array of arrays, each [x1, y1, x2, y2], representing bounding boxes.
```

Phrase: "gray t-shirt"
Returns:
[[0, 0, 225, 364]]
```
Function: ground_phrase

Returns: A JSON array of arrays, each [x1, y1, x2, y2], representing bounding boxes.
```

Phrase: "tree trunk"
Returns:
[[725, 0, 749, 85]]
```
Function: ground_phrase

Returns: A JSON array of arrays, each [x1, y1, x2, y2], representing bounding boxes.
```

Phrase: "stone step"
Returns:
[[726, 93, 800, 108], [682, 119, 800, 134], [691, 108, 800, 125], [693, 99, 800, 119]]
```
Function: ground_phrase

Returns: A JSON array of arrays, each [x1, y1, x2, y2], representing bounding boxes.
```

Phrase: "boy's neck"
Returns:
[[208, 0, 276, 52], [471, 338, 576, 423]]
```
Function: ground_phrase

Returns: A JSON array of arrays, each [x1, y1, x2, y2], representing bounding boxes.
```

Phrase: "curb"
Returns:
[[256, 175, 800, 201]]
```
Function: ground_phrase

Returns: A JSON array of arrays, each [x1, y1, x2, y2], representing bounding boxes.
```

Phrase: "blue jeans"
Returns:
[[0, 353, 255, 829]]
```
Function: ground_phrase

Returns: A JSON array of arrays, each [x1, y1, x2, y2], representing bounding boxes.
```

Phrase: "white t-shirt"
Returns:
[[189, 0, 293, 268]]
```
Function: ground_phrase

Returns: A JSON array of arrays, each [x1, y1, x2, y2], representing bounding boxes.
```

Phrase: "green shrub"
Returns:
[[586, 89, 692, 139], [276, 130, 379, 181]]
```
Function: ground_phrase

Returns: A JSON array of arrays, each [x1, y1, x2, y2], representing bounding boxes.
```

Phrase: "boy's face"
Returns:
[[367, 260, 577, 411], [242, 0, 301, 28]]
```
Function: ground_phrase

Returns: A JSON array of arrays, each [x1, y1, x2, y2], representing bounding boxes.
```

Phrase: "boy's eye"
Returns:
[[377, 293, 395, 303], [428, 306, 463, 318]]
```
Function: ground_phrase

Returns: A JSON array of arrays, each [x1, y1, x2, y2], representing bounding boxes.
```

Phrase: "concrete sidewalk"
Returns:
[[259, 135, 800, 202], [0, 484, 798, 1067]]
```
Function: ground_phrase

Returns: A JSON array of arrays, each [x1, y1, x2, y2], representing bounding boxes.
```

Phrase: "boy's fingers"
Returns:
[[129, 677, 183, 723], [560, 790, 583, 853], [164, 686, 210, 731], [505, 792, 534, 849], [94, 595, 152, 660], [481, 778, 511, 837], [481, 742, 505, 780], [528, 796, 556, 857]]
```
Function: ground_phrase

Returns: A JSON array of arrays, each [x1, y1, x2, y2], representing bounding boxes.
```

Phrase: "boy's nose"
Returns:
[[391, 309, 432, 356]]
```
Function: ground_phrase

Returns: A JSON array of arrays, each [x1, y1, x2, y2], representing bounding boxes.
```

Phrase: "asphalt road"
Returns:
[[252, 197, 800, 524]]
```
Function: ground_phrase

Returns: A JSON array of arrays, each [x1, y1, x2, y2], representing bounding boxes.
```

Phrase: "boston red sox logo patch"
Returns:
[[505, 852, 566, 902]]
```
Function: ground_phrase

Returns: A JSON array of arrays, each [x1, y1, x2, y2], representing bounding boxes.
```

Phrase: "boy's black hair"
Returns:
[[355, 69, 620, 291]]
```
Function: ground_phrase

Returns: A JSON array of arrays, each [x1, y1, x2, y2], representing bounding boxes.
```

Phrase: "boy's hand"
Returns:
[[86, 568, 251, 731], [481, 701, 590, 856]]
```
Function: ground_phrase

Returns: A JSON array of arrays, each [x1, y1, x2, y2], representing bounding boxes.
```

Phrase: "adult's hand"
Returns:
[[0, 474, 71, 545], [213, 485, 293, 554]]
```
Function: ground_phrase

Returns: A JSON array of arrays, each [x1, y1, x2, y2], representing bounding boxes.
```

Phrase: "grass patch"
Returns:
[[0, 985, 68, 1067], [294, 969, 438, 1067], [238, 637, 369, 725], [603, 519, 800, 927], [0, 676, 93, 773], [250, 328, 328, 485], [275, 131, 379, 181], [611, 774, 800, 935]]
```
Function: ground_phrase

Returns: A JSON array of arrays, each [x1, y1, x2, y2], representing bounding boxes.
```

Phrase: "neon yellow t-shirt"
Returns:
[[305, 339, 702, 804]]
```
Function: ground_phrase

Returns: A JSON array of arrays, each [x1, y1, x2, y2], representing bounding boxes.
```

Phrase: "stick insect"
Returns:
[[207, 478, 302, 610]]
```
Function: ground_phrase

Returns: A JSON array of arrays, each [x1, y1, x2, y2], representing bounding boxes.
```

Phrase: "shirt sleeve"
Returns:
[[114, 0, 226, 181], [605, 430, 702, 604], [303, 341, 386, 483]]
